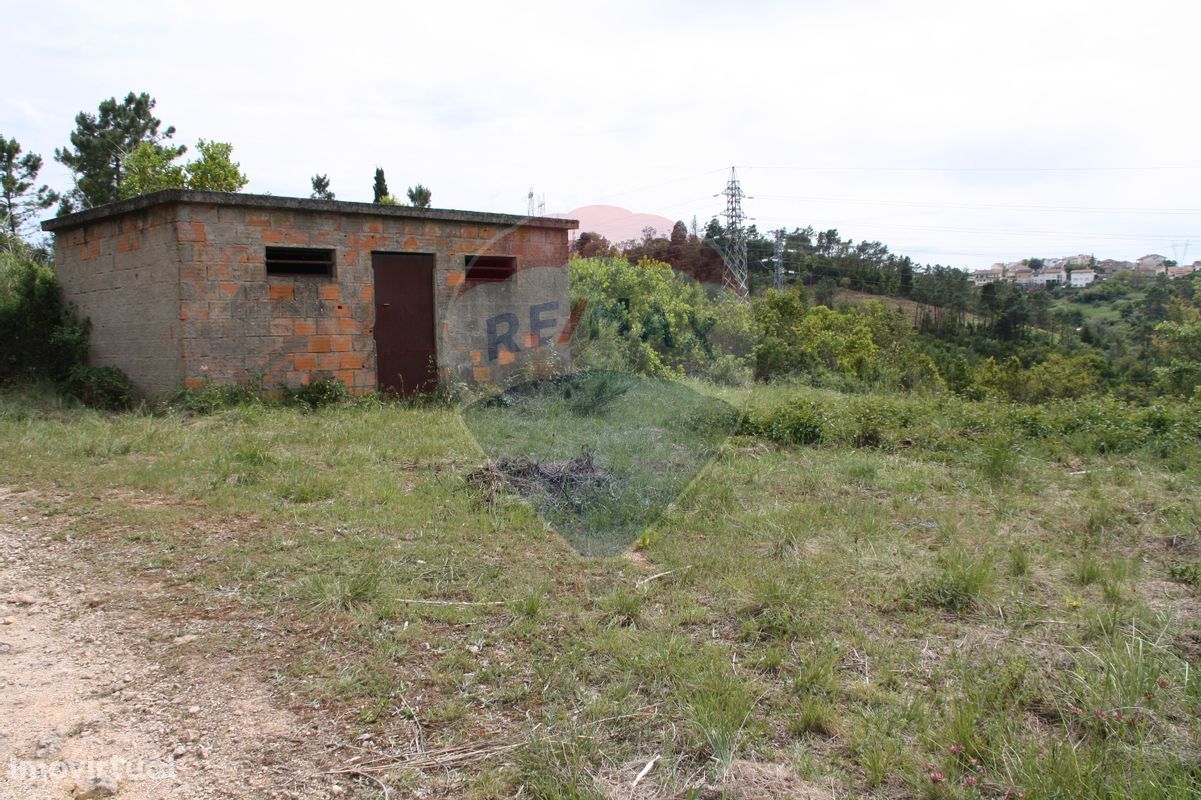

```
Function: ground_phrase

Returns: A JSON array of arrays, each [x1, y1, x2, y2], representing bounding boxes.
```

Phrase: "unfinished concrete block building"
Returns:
[[42, 191, 578, 398]]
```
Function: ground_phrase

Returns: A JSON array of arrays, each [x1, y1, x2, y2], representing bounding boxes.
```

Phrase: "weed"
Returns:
[[599, 589, 642, 628], [682, 665, 756, 770], [855, 735, 895, 788], [906, 548, 994, 613], [790, 696, 836, 737], [1075, 554, 1104, 586], [278, 475, 337, 504], [561, 370, 632, 416], [738, 578, 815, 642], [282, 374, 349, 409], [514, 736, 602, 799], [171, 377, 265, 414], [792, 645, 841, 697], [1008, 545, 1030, 577], [63, 365, 136, 410], [511, 593, 543, 621], [755, 645, 787, 674], [977, 435, 1021, 483], [300, 568, 382, 614], [1168, 562, 1201, 589], [738, 394, 828, 446]]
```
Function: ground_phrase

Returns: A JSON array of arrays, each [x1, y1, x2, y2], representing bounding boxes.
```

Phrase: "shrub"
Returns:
[[63, 365, 136, 410], [569, 256, 721, 377], [707, 353, 752, 387], [739, 397, 827, 445], [283, 374, 349, 409], [171, 377, 265, 414], [300, 567, 382, 614], [561, 370, 631, 416], [0, 252, 89, 383]]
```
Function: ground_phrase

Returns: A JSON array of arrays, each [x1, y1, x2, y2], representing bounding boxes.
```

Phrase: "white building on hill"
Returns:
[[1070, 269, 1096, 288]]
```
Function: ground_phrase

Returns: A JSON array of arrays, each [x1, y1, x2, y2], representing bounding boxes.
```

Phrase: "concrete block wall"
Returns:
[[174, 202, 572, 393], [53, 207, 183, 396], [49, 192, 575, 398]]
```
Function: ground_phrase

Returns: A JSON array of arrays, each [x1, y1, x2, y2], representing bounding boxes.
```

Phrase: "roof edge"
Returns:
[[41, 190, 579, 232]]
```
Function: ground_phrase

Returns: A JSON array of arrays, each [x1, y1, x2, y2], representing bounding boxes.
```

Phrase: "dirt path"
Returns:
[[0, 487, 352, 800]]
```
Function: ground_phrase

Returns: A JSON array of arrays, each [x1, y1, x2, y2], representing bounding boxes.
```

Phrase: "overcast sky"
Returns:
[[4, 0, 1199, 269]]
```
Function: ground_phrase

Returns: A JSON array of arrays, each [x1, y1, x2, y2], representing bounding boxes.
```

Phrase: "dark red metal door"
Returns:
[[371, 252, 437, 395]]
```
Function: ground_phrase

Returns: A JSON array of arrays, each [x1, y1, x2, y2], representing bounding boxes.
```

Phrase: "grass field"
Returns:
[[1, 380, 1199, 798]]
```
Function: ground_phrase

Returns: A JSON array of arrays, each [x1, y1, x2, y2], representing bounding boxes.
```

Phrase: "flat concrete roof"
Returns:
[[42, 189, 579, 232]]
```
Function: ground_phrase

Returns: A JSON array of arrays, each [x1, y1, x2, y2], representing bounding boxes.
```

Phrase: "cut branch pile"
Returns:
[[470, 449, 613, 512]]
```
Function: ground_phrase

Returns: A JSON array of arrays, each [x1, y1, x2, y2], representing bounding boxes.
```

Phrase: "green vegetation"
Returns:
[[1, 133, 58, 239], [569, 255, 1201, 404], [2, 377, 1198, 797], [4, 91, 1200, 797], [117, 138, 249, 198], [0, 246, 89, 384]]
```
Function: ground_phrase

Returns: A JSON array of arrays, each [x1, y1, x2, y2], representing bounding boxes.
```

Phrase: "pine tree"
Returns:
[[406, 183, 431, 208], [372, 167, 389, 203], [0, 134, 59, 239], [310, 174, 334, 200], [55, 92, 180, 212]]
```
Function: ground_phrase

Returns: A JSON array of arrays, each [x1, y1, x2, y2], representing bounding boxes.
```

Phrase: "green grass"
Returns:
[[1, 378, 1199, 798]]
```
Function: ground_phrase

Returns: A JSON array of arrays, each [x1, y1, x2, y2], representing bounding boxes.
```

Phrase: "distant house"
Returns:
[[970, 267, 1004, 286], [1010, 268, 1035, 286], [1069, 269, 1096, 288], [1136, 254, 1168, 275], [1030, 269, 1065, 287], [1097, 259, 1134, 275]]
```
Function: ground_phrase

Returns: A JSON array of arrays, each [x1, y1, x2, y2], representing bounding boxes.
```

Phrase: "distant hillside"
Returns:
[[835, 288, 976, 324], [560, 205, 676, 246]]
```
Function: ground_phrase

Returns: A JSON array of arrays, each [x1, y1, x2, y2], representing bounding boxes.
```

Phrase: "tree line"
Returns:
[[1, 91, 433, 248]]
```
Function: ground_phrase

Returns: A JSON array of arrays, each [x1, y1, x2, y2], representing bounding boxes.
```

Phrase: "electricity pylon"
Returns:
[[714, 167, 748, 296], [773, 229, 786, 290]]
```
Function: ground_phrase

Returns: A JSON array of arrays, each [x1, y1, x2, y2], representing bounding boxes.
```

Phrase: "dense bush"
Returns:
[[282, 374, 349, 409], [62, 365, 136, 411], [0, 250, 89, 383], [738, 384, 1201, 457], [570, 256, 751, 377], [571, 257, 946, 393], [567, 256, 1182, 404]]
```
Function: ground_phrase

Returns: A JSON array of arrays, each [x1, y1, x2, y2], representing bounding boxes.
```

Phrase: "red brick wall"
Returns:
[[174, 204, 571, 393]]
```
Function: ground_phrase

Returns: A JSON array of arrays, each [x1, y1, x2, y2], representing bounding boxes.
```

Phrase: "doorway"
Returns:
[[371, 252, 437, 395]]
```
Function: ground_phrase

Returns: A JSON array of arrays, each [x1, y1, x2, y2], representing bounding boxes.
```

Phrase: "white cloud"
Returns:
[[4, 0, 1199, 266]]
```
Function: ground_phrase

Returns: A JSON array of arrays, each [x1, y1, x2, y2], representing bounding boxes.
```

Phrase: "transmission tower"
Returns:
[[717, 167, 748, 296], [1171, 240, 1191, 264], [773, 229, 786, 290], [527, 187, 545, 218]]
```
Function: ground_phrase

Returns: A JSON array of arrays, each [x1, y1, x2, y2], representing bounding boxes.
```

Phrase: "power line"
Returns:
[[739, 164, 1201, 173], [752, 217, 1201, 242], [752, 194, 1201, 216]]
